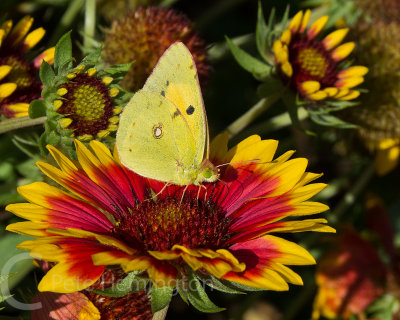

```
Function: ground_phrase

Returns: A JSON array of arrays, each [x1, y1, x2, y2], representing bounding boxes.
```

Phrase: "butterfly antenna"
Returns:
[[216, 178, 230, 204], [215, 159, 262, 169]]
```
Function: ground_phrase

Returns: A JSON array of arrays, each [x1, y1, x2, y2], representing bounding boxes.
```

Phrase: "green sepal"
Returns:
[[80, 47, 102, 66], [281, 5, 290, 30], [100, 62, 134, 83], [90, 271, 149, 298], [151, 285, 173, 313], [38, 132, 48, 155], [39, 61, 55, 87], [29, 100, 48, 119], [308, 110, 358, 129], [176, 279, 189, 304], [46, 131, 61, 146], [54, 31, 73, 72], [226, 36, 271, 80], [256, 1, 272, 63], [185, 269, 225, 313], [217, 280, 264, 292], [195, 272, 244, 294]]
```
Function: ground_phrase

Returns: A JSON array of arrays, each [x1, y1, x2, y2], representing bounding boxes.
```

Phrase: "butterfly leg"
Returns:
[[180, 184, 190, 204], [144, 182, 171, 202]]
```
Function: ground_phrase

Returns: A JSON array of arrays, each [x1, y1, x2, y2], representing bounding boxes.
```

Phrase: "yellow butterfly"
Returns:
[[116, 42, 219, 186]]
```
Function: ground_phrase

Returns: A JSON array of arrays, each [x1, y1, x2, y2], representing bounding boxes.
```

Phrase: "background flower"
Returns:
[[273, 10, 366, 102], [0, 16, 54, 118], [102, 6, 210, 92]]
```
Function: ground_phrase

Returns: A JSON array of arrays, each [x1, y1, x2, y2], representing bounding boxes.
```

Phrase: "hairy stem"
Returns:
[[0, 117, 46, 134]]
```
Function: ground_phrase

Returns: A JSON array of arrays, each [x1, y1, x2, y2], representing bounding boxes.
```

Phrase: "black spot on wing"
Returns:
[[161, 90, 165, 97], [186, 105, 195, 115], [166, 80, 170, 86], [189, 64, 194, 70]]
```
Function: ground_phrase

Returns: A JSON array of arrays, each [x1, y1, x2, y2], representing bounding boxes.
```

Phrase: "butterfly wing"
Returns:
[[142, 42, 209, 165], [116, 90, 196, 184]]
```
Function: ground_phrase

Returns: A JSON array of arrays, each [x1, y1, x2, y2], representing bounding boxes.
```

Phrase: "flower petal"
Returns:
[[322, 28, 349, 50]]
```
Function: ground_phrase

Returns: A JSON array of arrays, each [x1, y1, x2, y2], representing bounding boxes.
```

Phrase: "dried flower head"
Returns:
[[102, 6, 210, 92], [340, 0, 400, 175]]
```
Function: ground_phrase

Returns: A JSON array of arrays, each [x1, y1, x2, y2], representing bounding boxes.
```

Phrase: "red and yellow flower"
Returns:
[[6, 133, 332, 293], [312, 229, 386, 319], [273, 10, 367, 102], [0, 16, 54, 118]]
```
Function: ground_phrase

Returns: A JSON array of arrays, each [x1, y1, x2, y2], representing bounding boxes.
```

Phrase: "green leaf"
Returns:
[[195, 273, 244, 294], [186, 270, 225, 313], [39, 61, 55, 87], [151, 285, 173, 313], [367, 294, 398, 320], [91, 272, 148, 298], [29, 100, 47, 119], [226, 36, 271, 80], [0, 274, 14, 303], [0, 234, 35, 290], [54, 31, 72, 71], [308, 111, 358, 129], [256, 2, 271, 62]]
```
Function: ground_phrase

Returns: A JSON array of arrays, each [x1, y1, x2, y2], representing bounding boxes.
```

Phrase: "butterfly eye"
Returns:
[[152, 124, 163, 139]]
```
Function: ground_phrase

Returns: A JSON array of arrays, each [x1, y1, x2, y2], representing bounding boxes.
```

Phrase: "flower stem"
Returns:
[[242, 107, 309, 137], [226, 92, 282, 139], [152, 305, 169, 320], [50, 0, 85, 45], [330, 161, 375, 223], [84, 0, 96, 49], [208, 33, 253, 62], [0, 117, 46, 134]]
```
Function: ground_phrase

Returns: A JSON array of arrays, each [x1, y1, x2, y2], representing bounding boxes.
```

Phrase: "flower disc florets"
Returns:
[[118, 196, 230, 252], [0, 16, 54, 118]]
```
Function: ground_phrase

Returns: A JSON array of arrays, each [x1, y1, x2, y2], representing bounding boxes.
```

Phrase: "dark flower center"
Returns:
[[0, 54, 42, 116], [289, 35, 339, 88], [3, 56, 33, 88], [57, 73, 114, 136], [117, 195, 231, 252]]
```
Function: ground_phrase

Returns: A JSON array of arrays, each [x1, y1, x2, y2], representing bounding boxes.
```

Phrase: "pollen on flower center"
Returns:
[[296, 47, 328, 79], [117, 195, 231, 252], [3, 56, 32, 87], [72, 84, 106, 121]]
